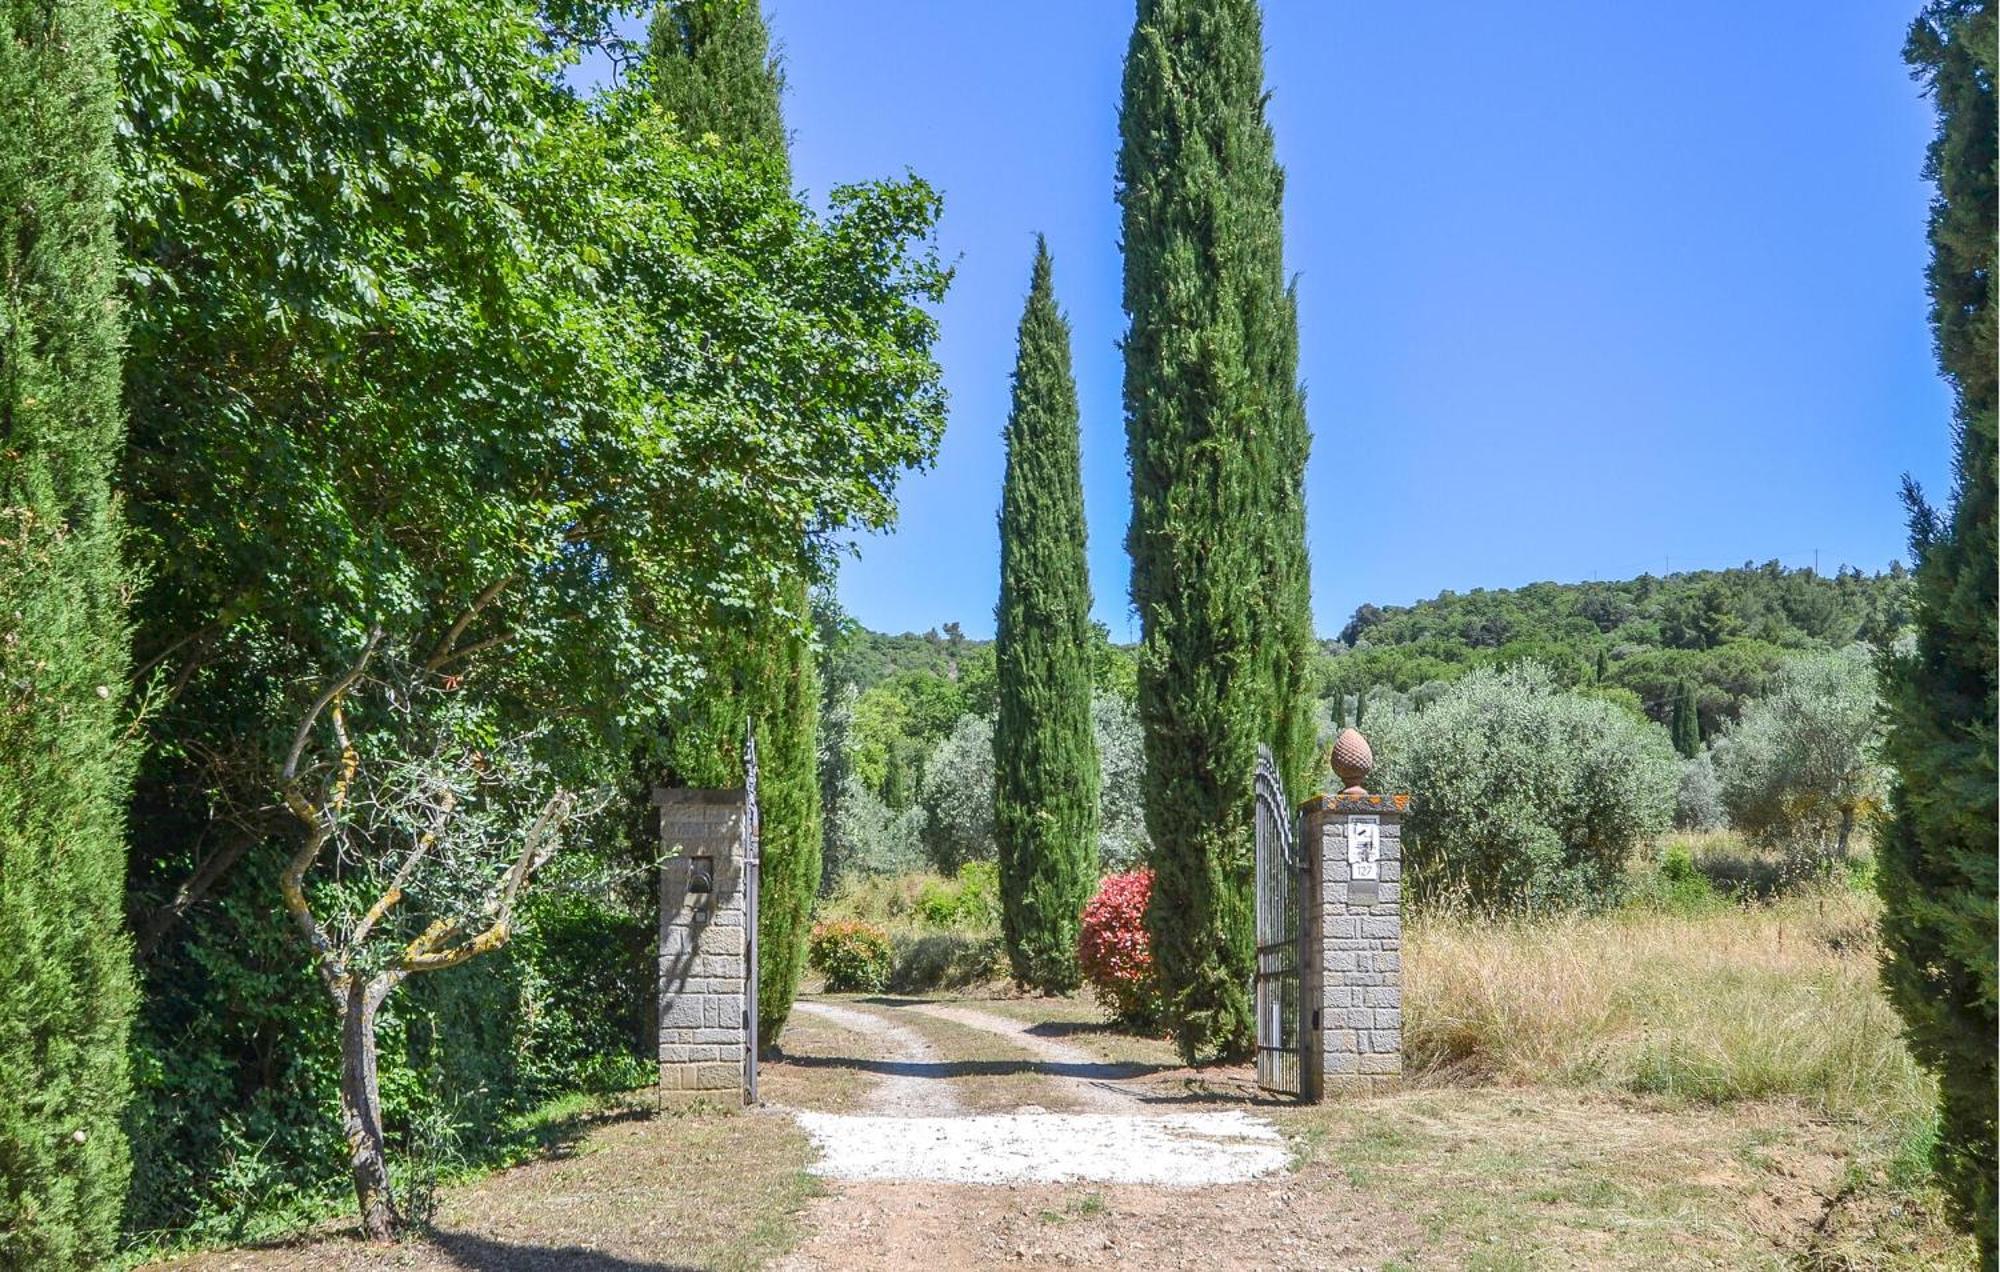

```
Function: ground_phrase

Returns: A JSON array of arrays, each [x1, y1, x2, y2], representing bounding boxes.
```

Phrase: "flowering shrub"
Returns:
[[808, 919, 894, 993], [1078, 869, 1163, 1026]]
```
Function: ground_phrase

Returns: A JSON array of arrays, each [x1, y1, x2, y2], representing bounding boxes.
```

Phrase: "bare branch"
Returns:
[[424, 577, 513, 673], [283, 628, 384, 786], [395, 791, 572, 974], [350, 790, 456, 948]]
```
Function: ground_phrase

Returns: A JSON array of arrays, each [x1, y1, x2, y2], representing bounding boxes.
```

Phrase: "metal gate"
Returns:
[[1253, 746, 1308, 1098], [741, 733, 761, 1105]]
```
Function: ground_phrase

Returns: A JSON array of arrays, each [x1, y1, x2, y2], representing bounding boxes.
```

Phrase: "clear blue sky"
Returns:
[[626, 2, 1955, 641]]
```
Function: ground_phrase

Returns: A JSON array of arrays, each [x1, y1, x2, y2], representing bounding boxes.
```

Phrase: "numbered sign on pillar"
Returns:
[[1346, 815, 1380, 881]]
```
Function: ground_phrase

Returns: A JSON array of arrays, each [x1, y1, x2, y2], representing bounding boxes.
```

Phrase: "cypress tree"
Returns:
[[754, 580, 823, 1038], [649, 0, 786, 164], [648, 0, 820, 1042], [993, 239, 1099, 992], [1119, 0, 1314, 1059], [0, 0, 136, 1261], [1670, 680, 1702, 758], [1877, 1, 1996, 1261]]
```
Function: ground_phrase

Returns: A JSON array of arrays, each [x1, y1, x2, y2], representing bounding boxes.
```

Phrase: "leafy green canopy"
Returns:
[[1119, 0, 1313, 1060], [116, 0, 944, 1229], [1876, 1, 1997, 1260], [0, 0, 136, 1262], [993, 240, 1099, 992]]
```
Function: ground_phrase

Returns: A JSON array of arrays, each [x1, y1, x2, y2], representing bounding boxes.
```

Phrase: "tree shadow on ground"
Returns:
[[1021, 1019, 1145, 1041], [776, 1051, 1169, 1084], [429, 1230, 698, 1271]]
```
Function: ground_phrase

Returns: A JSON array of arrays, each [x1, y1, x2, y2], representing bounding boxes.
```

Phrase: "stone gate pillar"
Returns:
[[654, 786, 751, 1100], [1302, 728, 1406, 1092]]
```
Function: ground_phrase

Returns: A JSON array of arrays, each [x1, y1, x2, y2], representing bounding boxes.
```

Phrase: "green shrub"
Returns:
[[808, 920, 894, 993], [889, 932, 1007, 993], [915, 861, 1001, 929], [1372, 663, 1679, 913], [1626, 843, 1724, 916]]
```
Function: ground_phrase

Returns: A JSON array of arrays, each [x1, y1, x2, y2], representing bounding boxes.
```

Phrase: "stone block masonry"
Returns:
[[655, 787, 751, 1099], [1302, 792, 1406, 1092]]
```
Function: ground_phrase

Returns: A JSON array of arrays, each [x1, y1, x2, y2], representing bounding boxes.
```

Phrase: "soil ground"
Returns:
[[144, 990, 1974, 1271]]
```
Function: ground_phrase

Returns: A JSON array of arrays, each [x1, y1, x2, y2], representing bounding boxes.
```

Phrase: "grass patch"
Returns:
[[133, 1096, 818, 1271], [1405, 878, 1927, 1123]]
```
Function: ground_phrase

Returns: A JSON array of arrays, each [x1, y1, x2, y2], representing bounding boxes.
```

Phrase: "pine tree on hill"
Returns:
[[993, 239, 1099, 993], [1119, 0, 1315, 1060], [1876, 1, 1997, 1261], [0, 0, 137, 1260], [1671, 680, 1702, 758], [648, 0, 819, 1043]]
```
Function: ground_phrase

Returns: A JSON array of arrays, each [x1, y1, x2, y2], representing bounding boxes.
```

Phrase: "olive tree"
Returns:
[[1712, 646, 1883, 865], [1371, 663, 1679, 912], [1093, 693, 1152, 870], [919, 713, 997, 872]]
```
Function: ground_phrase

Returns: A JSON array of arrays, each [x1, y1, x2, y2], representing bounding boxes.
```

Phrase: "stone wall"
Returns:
[[655, 787, 750, 1096], [1304, 793, 1405, 1089]]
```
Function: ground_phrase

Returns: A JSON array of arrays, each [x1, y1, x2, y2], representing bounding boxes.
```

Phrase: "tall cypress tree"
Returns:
[[648, 0, 820, 1043], [0, 0, 136, 1261], [993, 239, 1099, 993], [1670, 680, 1702, 758], [1877, 1, 1996, 1261], [648, 0, 786, 163], [1119, 0, 1314, 1059]]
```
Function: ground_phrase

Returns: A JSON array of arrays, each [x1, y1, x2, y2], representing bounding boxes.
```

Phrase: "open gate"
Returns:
[[1253, 747, 1309, 1098]]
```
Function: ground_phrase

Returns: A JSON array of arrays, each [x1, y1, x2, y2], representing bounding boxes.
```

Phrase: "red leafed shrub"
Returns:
[[1078, 869, 1164, 1027]]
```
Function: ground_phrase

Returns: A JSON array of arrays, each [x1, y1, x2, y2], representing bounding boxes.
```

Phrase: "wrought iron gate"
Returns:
[[741, 734, 760, 1105], [1253, 747, 1308, 1098]]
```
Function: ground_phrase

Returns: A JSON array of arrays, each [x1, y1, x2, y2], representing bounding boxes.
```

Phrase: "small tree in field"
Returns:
[[277, 632, 600, 1239], [1712, 647, 1883, 867]]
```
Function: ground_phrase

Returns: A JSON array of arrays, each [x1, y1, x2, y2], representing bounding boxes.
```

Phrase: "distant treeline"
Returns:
[[838, 559, 1910, 740], [1324, 561, 1912, 739]]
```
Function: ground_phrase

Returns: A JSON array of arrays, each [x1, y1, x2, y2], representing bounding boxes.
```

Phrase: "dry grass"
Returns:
[[1397, 876, 1976, 1267], [1404, 880, 1924, 1121]]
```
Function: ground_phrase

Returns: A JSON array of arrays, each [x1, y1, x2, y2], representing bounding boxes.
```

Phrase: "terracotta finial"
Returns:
[[1331, 727, 1373, 796]]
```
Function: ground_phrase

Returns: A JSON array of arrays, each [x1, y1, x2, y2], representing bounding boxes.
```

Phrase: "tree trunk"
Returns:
[[337, 976, 399, 1241], [1834, 805, 1854, 864]]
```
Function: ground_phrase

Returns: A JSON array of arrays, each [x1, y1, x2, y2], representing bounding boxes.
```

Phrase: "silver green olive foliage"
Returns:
[[1371, 663, 1679, 912], [913, 696, 1151, 875], [919, 713, 997, 873], [1092, 693, 1152, 871], [1712, 646, 1884, 863], [822, 689, 924, 883], [1674, 749, 1727, 832]]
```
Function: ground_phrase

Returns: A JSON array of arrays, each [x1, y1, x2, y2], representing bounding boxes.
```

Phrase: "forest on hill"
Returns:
[[1324, 560, 1912, 738], [840, 558, 1912, 740]]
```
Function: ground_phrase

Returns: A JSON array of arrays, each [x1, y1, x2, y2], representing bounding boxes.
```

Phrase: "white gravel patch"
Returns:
[[793, 1110, 1289, 1186]]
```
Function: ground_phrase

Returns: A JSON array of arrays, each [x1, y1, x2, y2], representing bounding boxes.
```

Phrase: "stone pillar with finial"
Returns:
[[1301, 726, 1407, 1095]]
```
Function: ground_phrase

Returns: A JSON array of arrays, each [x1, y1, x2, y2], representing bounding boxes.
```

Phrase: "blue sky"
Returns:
[[634, 2, 1953, 641]]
